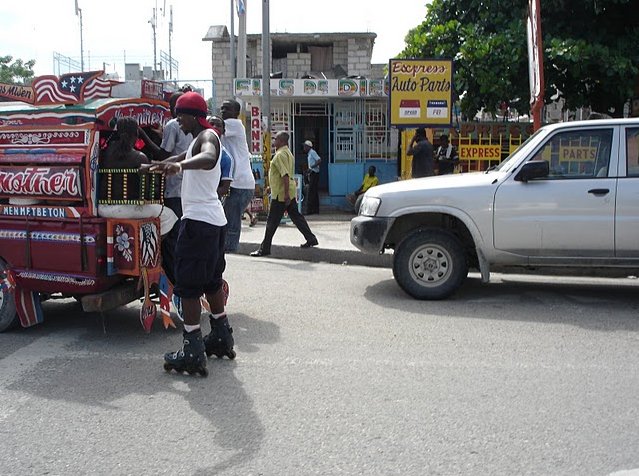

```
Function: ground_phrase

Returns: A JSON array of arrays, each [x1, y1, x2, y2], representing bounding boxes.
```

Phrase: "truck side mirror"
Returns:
[[515, 160, 549, 182]]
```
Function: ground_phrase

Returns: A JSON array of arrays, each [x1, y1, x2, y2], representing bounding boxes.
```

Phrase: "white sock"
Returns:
[[183, 324, 200, 333], [211, 312, 226, 320]]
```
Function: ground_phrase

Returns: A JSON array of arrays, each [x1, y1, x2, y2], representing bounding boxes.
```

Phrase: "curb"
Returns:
[[236, 242, 392, 268]]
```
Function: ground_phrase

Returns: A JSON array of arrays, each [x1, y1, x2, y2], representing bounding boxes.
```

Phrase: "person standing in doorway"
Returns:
[[220, 99, 256, 253], [407, 128, 435, 178], [250, 131, 318, 257], [303, 140, 321, 215]]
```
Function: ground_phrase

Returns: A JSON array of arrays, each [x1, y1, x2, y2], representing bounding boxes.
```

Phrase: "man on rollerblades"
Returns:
[[147, 92, 235, 377]]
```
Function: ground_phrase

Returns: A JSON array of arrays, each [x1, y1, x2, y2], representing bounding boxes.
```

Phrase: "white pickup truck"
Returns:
[[350, 118, 639, 299]]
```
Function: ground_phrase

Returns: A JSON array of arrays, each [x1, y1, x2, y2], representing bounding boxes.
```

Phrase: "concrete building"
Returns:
[[203, 27, 397, 207]]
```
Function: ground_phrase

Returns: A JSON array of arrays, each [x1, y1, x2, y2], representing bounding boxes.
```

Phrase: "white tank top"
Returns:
[[180, 133, 227, 227]]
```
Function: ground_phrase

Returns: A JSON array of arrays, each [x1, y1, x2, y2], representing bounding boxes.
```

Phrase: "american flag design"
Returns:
[[159, 272, 176, 329], [32, 71, 112, 105], [15, 288, 44, 328], [0, 267, 16, 293]]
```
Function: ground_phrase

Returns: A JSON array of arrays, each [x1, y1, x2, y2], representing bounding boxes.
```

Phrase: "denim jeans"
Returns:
[[223, 187, 255, 252]]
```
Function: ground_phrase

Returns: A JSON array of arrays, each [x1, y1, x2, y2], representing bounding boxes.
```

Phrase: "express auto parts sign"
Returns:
[[389, 58, 453, 128]]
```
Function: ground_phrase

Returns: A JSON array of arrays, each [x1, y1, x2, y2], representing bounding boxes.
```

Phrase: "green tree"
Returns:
[[0, 56, 36, 84], [401, 0, 639, 118]]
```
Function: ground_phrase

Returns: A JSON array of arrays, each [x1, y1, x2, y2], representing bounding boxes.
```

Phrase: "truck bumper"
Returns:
[[350, 216, 394, 253]]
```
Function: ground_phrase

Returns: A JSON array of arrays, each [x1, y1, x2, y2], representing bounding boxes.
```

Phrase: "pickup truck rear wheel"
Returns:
[[393, 229, 468, 300], [0, 259, 18, 332]]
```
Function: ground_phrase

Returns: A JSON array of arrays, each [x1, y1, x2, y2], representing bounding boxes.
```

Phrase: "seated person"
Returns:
[[346, 165, 379, 213], [98, 117, 177, 236]]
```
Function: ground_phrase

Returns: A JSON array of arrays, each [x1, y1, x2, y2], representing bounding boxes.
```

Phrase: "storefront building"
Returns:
[[204, 28, 399, 207]]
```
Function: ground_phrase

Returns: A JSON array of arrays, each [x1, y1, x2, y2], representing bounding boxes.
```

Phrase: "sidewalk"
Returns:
[[235, 211, 392, 268]]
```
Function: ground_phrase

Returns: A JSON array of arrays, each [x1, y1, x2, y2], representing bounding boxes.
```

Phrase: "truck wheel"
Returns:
[[393, 229, 468, 300], [0, 260, 18, 332]]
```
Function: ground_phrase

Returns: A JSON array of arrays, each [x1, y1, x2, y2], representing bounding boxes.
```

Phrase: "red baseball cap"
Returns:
[[175, 92, 212, 130]]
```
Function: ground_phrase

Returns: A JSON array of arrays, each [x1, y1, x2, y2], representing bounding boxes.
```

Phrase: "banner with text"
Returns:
[[389, 58, 453, 128]]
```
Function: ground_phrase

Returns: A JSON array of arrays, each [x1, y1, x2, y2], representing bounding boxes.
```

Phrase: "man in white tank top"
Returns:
[[145, 92, 235, 377]]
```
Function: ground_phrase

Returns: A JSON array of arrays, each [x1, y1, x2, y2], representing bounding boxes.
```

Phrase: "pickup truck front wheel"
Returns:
[[393, 229, 468, 300], [0, 259, 18, 332]]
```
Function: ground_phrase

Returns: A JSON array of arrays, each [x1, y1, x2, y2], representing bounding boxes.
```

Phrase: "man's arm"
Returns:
[[148, 131, 218, 175], [217, 179, 232, 197], [311, 150, 322, 167], [281, 174, 290, 204], [181, 131, 219, 170], [138, 127, 171, 161]]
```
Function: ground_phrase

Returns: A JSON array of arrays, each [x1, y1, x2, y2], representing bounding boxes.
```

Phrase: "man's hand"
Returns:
[[142, 161, 182, 176]]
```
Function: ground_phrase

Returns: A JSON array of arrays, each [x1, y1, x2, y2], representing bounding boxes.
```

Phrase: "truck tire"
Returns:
[[0, 259, 18, 332], [393, 229, 468, 300]]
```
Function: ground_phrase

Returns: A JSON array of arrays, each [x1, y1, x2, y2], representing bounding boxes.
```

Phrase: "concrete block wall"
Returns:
[[210, 42, 233, 111], [333, 40, 349, 73], [287, 52, 312, 78], [347, 38, 373, 77]]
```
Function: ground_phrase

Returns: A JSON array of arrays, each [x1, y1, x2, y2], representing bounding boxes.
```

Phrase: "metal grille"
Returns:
[[363, 101, 388, 159], [333, 102, 359, 162], [271, 103, 292, 136], [295, 102, 330, 116]]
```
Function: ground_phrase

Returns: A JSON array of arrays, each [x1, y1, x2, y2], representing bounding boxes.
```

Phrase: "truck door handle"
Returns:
[[588, 188, 609, 196]]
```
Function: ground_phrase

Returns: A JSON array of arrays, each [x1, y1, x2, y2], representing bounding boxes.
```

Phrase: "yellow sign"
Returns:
[[459, 144, 502, 161], [558, 146, 597, 162], [389, 59, 453, 127]]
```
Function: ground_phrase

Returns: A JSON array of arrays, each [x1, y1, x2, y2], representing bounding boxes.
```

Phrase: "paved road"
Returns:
[[1, 256, 638, 475]]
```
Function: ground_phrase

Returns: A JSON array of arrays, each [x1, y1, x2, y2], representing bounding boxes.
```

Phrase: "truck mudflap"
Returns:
[[15, 288, 44, 328], [350, 216, 394, 253]]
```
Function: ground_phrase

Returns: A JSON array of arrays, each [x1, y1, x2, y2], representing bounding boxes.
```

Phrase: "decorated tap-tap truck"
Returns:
[[0, 71, 175, 332]]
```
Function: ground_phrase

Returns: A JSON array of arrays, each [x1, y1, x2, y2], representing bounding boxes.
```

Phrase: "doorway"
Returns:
[[294, 115, 329, 191]]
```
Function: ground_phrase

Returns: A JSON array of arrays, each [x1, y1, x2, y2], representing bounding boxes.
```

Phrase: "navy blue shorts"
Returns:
[[173, 219, 226, 299]]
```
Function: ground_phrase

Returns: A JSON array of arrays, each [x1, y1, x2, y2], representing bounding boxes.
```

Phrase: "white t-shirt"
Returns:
[[181, 135, 227, 227], [222, 118, 256, 190], [160, 118, 192, 198]]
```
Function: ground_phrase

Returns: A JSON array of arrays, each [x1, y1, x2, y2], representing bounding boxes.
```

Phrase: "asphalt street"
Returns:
[[1, 256, 638, 476]]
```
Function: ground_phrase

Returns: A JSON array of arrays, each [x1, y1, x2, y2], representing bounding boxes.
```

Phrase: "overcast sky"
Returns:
[[1, 0, 429, 84]]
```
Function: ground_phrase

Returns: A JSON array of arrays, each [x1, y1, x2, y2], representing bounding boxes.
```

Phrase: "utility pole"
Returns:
[[75, 0, 84, 71], [262, 0, 271, 171], [150, 6, 158, 79], [237, 0, 247, 79], [169, 5, 174, 80], [527, 0, 544, 131], [230, 0, 236, 79]]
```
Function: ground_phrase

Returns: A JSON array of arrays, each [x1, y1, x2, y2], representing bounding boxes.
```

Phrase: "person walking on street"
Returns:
[[303, 140, 321, 215], [220, 99, 256, 253], [146, 92, 234, 377], [407, 128, 435, 178], [250, 131, 318, 257]]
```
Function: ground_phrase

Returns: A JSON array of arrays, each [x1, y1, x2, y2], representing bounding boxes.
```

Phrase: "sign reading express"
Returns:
[[389, 59, 453, 127]]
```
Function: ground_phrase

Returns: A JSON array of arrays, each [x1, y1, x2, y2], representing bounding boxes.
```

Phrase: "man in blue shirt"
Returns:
[[303, 140, 322, 215]]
